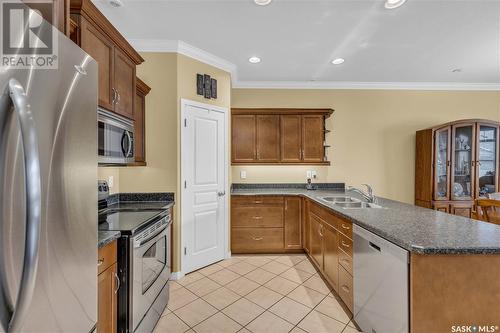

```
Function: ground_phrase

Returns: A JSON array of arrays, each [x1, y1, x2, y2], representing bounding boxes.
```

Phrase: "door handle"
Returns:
[[112, 88, 117, 104], [113, 272, 121, 294], [217, 191, 226, 197], [0, 79, 42, 333]]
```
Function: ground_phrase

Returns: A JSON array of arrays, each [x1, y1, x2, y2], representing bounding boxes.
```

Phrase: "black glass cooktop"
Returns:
[[98, 209, 167, 234]]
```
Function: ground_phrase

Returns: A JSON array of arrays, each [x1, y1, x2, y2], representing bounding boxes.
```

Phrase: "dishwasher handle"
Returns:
[[369, 242, 381, 252]]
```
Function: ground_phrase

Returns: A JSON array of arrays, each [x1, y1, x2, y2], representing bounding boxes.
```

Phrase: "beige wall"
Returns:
[[99, 53, 231, 272], [231, 89, 500, 204]]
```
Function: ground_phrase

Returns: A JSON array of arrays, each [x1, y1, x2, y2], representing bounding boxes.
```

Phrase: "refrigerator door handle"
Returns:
[[2, 79, 42, 333]]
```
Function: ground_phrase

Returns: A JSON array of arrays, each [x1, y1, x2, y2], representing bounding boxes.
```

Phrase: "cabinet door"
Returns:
[[433, 202, 450, 213], [309, 212, 323, 270], [80, 20, 114, 111], [98, 263, 117, 333], [476, 124, 499, 198], [434, 127, 451, 200], [302, 115, 324, 162], [232, 115, 256, 163], [280, 115, 302, 162], [451, 123, 475, 200], [303, 199, 310, 253], [134, 91, 146, 164], [284, 197, 302, 250], [256, 115, 280, 162], [114, 48, 136, 119], [322, 222, 339, 292], [450, 202, 473, 218]]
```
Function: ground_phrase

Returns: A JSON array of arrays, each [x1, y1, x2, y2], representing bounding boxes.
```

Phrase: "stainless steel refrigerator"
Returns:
[[0, 7, 98, 333]]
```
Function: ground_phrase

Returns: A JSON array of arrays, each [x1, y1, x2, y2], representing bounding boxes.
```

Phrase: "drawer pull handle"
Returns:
[[341, 241, 350, 248], [254, 201, 263, 204], [341, 285, 350, 293], [340, 259, 350, 265], [341, 224, 350, 230], [98, 259, 104, 266], [252, 237, 264, 241], [252, 216, 263, 220]]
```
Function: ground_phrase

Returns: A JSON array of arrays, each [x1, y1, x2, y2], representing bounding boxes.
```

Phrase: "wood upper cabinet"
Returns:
[[309, 212, 324, 270], [284, 197, 302, 250], [232, 115, 256, 162], [323, 222, 339, 292], [71, 0, 144, 119], [114, 48, 136, 119], [79, 21, 114, 111], [281, 115, 302, 162], [232, 109, 333, 165], [302, 115, 325, 163], [256, 115, 280, 162], [134, 78, 151, 165]]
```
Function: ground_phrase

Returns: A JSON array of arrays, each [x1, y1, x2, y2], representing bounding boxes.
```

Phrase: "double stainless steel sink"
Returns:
[[319, 196, 383, 209]]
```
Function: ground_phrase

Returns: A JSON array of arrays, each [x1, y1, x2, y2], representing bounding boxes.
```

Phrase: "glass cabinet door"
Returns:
[[451, 124, 475, 200], [434, 127, 450, 200], [476, 124, 498, 198]]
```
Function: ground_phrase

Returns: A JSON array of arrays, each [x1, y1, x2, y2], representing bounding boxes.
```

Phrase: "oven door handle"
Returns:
[[135, 224, 168, 248]]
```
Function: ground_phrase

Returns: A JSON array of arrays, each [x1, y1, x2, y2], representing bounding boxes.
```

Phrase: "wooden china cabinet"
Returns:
[[415, 119, 500, 217]]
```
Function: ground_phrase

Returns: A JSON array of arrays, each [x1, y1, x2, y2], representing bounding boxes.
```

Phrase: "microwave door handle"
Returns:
[[121, 131, 128, 156], [126, 131, 133, 158], [0, 79, 42, 333]]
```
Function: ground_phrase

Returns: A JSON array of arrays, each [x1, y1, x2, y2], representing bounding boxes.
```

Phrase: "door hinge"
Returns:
[[184, 247, 187, 255], [184, 118, 187, 127], [184, 180, 187, 188]]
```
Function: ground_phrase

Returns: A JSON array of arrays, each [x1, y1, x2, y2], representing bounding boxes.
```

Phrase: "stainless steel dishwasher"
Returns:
[[353, 225, 409, 333]]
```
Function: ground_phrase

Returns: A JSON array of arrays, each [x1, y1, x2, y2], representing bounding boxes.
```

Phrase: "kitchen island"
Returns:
[[231, 184, 500, 333]]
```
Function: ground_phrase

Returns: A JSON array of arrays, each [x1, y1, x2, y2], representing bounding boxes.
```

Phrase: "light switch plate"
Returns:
[[108, 176, 114, 188], [311, 170, 317, 179], [240, 171, 247, 179], [306, 171, 312, 178]]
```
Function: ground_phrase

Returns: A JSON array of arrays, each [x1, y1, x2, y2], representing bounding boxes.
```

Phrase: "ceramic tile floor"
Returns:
[[153, 254, 363, 333]]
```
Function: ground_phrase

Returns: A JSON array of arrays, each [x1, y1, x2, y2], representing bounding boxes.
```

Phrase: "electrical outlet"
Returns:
[[306, 171, 312, 178], [108, 176, 114, 188], [240, 171, 247, 179], [311, 170, 317, 179]]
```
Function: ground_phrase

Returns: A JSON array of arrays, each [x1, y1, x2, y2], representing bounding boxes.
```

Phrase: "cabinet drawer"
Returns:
[[98, 240, 117, 275], [232, 206, 283, 228], [336, 218, 353, 239], [338, 248, 352, 275], [231, 228, 284, 253], [339, 266, 353, 312], [232, 195, 284, 206], [338, 233, 353, 257]]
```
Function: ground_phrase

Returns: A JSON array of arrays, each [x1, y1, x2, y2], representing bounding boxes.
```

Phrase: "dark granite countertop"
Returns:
[[231, 185, 500, 255], [98, 230, 121, 248]]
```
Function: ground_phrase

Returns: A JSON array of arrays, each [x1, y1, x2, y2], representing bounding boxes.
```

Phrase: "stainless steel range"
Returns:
[[98, 182, 172, 333]]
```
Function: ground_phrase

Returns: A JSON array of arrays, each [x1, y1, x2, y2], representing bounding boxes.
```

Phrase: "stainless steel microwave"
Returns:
[[98, 108, 134, 165]]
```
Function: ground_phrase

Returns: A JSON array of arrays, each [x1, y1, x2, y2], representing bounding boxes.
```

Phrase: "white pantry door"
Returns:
[[181, 99, 228, 274]]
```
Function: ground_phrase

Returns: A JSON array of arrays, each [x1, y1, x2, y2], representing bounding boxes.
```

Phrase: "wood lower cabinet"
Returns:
[[231, 195, 303, 253], [450, 202, 473, 218], [98, 240, 118, 333], [231, 109, 333, 165], [308, 212, 324, 270], [284, 197, 302, 250], [322, 222, 339, 292]]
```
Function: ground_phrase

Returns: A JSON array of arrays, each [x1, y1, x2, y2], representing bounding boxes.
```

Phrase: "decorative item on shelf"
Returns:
[[196, 73, 218, 100]]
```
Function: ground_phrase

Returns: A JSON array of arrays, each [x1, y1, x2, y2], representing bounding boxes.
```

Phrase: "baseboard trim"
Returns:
[[170, 271, 185, 281]]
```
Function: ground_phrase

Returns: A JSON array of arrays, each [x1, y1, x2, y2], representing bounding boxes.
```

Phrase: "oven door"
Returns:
[[131, 223, 171, 331], [98, 110, 135, 165]]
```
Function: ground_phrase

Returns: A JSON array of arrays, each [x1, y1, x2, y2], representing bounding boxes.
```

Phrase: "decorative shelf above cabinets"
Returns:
[[231, 108, 334, 165]]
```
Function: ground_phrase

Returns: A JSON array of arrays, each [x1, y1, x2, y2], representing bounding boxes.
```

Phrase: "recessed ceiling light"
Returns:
[[108, 0, 124, 7], [254, 0, 272, 5], [384, 0, 407, 9], [249, 56, 261, 64], [331, 58, 345, 65]]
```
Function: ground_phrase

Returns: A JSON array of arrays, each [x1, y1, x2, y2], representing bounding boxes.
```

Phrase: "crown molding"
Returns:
[[232, 80, 500, 91], [128, 39, 237, 78], [127, 39, 499, 91]]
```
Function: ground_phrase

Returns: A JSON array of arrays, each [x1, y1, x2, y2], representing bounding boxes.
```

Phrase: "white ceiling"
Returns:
[[93, 0, 500, 89]]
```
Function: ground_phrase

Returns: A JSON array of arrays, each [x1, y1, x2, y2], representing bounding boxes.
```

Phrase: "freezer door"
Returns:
[[0, 18, 98, 333]]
